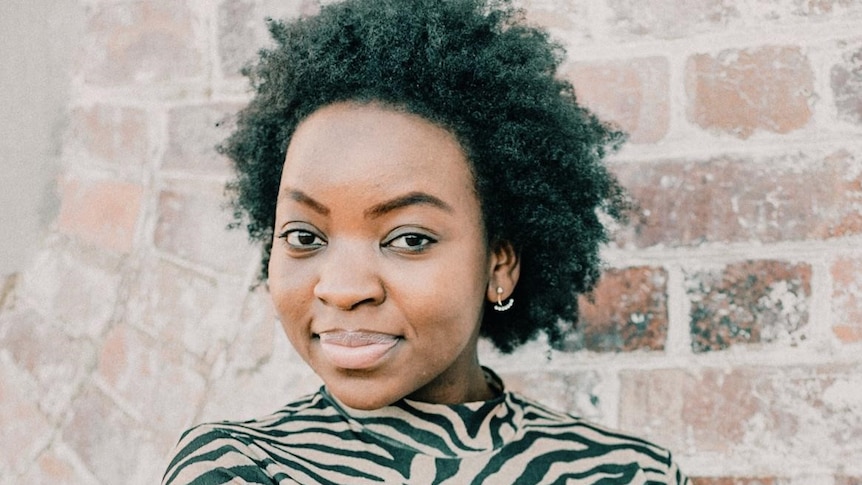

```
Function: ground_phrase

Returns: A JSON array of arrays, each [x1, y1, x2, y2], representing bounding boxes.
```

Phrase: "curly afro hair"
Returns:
[[222, 0, 627, 353]]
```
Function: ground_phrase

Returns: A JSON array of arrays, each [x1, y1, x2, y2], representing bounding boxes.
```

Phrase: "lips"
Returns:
[[317, 330, 399, 370]]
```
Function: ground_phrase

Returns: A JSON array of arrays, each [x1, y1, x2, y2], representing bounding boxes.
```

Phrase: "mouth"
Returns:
[[316, 330, 400, 370]]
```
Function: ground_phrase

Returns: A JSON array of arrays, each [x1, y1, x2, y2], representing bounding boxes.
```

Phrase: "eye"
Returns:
[[384, 232, 437, 253], [278, 229, 326, 251]]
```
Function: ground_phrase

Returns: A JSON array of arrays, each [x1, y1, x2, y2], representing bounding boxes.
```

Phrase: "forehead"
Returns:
[[281, 103, 476, 201]]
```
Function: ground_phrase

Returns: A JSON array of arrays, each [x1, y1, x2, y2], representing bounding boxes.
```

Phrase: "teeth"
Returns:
[[318, 331, 398, 346]]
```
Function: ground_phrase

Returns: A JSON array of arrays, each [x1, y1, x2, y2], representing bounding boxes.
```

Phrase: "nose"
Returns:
[[313, 239, 385, 310]]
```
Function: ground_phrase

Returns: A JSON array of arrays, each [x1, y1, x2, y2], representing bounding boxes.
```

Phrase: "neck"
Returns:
[[407, 362, 496, 404]]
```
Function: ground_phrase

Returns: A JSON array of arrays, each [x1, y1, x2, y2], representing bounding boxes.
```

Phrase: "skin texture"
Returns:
[[268, 102, 520, 409]]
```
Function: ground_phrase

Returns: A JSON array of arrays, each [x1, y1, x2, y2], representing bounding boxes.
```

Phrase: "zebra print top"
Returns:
[[163, 373, 689, 484]]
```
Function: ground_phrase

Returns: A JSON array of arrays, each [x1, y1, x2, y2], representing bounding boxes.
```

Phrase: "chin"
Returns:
[[324, 376, 405, 410], [332, 388, 397, 410]]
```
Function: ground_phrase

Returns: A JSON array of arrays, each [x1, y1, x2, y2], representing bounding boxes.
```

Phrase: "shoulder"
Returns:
[[508, 392, 690, 485], [162, 392, 328, 485]]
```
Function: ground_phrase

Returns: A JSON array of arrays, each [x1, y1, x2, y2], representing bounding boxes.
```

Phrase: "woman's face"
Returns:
[[269, 102, 517, 410]]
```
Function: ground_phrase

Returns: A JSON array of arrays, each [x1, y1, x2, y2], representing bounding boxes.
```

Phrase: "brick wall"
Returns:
[[1, 0, 861, 483]]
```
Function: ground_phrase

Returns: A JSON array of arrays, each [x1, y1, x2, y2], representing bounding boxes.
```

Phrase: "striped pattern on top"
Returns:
[[163, 379, 689, 484]]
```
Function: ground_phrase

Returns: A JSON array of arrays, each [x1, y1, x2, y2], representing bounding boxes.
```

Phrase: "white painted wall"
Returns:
[[0, 0, 82, 275]]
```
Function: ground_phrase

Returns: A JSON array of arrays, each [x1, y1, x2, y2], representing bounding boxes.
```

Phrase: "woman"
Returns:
[[163, 0, 689, 483]]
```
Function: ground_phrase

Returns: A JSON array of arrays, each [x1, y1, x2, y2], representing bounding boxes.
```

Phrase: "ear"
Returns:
[[486, 241, 521, 303]]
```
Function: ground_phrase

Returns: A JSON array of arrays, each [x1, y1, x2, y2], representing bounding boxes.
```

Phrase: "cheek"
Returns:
[[269, 258, 315, 328], [391, 250, 488, 331], [271, 270, 316, 362]]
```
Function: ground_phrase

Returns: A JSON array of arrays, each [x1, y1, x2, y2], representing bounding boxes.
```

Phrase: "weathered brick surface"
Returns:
[[687, 260, 811, 352], [154, 185, 256, 274], [124, 258, 233, 360], [60, 384, 167, 485], [620, 365, 862, 465], [162, 103, 242, 173], [65, 105, 149, 168], [217, 0, 317, 78], [17, 445, 96, 485], [96, 325, 207, 435], [786, 0, 862, 17], [566, 57, 670, 144], [201, 344, 321, 423], [686, 46, 814, 138], [18, 240, 124, 338], [607, 0, 740, 39], [560, 266, 669, 352], [613, 153, 862, 248], [607, 0, 862, 39], [516, 0, 593, 41], [4, 0, 862, 482], [691, 479, 778, 485], [226, 286, 278, 371], [832, 256, 862, 343], [0, 306, 95, 418], [56, 177, 144, 253], [499, 370, 607, 422], [831, 40, 862, 125], [81, 1, 205, 85], [0, 359, 54, 477]]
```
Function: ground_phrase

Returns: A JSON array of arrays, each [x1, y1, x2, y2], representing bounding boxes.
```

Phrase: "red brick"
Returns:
[[612, 153, 862, 248], [606, 0, 740, 39], [566, 57, 670, 144], [832, 256, 862, 343], [619, 364, 862, 461], [154, 185, 255, 274], [831, 41, 862, 124], [82, 1, 204, 85], [687, 260, 811, 352], [217, 0, 316, 78], [162, 103, 242, 174], [65, 105, 148, 167], [560, 266, 668, 352], [686, 46, 814, 138], [56, 176, 143, 253]]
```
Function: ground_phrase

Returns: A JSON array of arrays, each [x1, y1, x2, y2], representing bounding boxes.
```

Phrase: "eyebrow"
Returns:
[[282, 189, 330, 216], [280, 189, 453, 219], [364, 192, 453, 219]]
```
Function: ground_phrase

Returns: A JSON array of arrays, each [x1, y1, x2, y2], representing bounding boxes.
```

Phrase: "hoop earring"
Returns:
[[493, 286, 514, 312]]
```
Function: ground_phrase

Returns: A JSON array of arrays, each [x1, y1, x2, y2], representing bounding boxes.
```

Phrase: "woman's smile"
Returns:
[[316, 330, 401, 370]]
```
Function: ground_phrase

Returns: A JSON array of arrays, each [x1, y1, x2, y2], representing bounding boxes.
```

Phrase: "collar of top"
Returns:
[[321, 368, 523, 458]]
